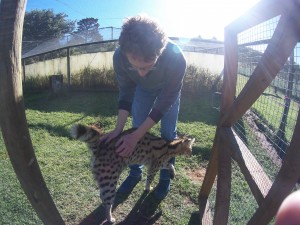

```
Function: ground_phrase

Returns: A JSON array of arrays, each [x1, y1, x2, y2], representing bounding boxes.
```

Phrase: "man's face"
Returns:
[[126, 53, 158, 77]]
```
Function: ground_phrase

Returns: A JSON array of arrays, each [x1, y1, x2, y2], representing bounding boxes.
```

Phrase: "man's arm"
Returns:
[[132, 117, 156, 139], [115, 109, 130, 133], [99, 109, 129, 143], [115, 117, 156, 157]]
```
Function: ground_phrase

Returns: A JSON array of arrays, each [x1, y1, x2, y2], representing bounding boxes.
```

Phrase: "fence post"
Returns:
[[22, 59, 26, 82], [67, 47, 70, 88]]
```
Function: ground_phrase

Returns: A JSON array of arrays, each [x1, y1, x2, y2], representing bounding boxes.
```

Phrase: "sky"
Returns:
[[25, 0, 261, 41]]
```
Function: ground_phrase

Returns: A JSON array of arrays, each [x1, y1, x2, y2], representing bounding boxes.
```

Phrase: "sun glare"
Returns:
[[156, 0, 261, 40]]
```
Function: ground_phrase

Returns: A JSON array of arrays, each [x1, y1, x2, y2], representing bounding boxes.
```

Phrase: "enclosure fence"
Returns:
[[199, 0, 300, 224], [22, 26, 121, 58], [21, 38, 224, 91]]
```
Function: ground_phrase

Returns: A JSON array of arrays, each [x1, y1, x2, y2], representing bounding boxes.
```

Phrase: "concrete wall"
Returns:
[[25, 57, 68, 78], [184, 52, 224, 74], [24, 51, 224, 78], [70, 51, 114, 73]]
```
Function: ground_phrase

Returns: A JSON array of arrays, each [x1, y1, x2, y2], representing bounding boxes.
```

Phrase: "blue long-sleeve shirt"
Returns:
[[113, 40, 187, 123]]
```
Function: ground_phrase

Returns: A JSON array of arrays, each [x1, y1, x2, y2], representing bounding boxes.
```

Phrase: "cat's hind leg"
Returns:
[[145, 166, 159, 191], [104, 204, 115, 223], [98, 177, 119, 223]]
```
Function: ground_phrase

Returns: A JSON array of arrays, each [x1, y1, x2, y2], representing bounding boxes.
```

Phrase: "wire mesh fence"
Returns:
[[235, 15, 300, 179], [205, 14, 300, 224], [22, 27, 121, 59], [228, 15, 300, 224]]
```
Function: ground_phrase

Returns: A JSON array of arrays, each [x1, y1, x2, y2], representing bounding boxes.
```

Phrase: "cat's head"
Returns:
[[181, 137, 195, 155], [172, 135, 195, 155]]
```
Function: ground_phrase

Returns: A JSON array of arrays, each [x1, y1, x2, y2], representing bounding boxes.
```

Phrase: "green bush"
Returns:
[[23, 75, 51, 90], [71, 66, 118, 90], [182, 65, 222, 96], [23, 65, 223, 94]]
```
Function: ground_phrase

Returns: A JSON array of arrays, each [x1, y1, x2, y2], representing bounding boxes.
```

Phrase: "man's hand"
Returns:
[[99, 109, 129, 144], [99, 129, 120, 144], [115, 132, 139, 157]]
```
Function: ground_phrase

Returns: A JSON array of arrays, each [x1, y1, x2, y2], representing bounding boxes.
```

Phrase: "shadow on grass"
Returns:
[[188, 211, 201, 225], [192, 146, 212, 162], [116, 191, 163, 225], [28, 118, 86, 138], [24, 90, 118, 118], [77, 205, 107, 225], [78, 191, 163, 225], [24, 90, 218, 125], [179, 93, 219, 126], [261, 92, 281, 99]]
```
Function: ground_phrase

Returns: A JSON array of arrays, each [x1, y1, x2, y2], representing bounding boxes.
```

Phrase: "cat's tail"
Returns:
[[70, 124, 101, 143]]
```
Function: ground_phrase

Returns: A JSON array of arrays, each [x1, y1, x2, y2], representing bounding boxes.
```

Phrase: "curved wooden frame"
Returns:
[[0, 0, 64, 224], [199, 0, 300, 224]]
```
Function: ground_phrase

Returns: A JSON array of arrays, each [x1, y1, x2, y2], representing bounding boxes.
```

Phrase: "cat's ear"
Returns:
[[182, 137, 195, 147], [187, 138, 195, 148]]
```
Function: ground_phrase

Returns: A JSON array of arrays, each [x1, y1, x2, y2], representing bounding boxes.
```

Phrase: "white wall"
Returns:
[[24, 51, 224, 78], [184, 52, 224, 74], [70, 51, 114, 72], [25, 57, 68, 77]]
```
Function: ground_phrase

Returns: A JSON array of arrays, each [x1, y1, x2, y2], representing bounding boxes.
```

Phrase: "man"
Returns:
[[100, 15, 186, 199]]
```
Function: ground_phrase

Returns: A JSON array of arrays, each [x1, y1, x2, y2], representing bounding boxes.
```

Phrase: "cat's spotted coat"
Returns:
[[71, 124, 195, 223]]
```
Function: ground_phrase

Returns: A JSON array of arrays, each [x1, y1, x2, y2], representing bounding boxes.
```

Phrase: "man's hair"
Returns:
[[119, 15, 168, 61]]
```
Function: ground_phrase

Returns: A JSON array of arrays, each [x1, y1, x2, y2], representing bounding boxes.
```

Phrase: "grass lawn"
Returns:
[[0, 90, 218, 225]]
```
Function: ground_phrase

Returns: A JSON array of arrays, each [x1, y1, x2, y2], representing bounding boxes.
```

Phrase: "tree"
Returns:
[[22, 9, 75, 55], [74, 17, 103, 43], [23, 9, 75, 42]]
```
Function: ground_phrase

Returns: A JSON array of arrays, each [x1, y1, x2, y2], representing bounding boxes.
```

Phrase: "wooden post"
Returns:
[[210, 29, 237, 222], [198, 25, 238, 223], [214, 129, 231, 225], [220, 29, 238, 124], [67, 47, 71, 88], [198, 132, 219, 221], [0, 1, 65, 224]]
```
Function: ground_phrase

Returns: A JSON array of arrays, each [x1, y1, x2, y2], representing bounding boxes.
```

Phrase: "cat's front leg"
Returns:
[[167, 163, 176, 179], [145, 179, 153, 191]]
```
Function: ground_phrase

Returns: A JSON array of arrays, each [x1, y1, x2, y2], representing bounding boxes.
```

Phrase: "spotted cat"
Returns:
[[70, 124, 195, 223]]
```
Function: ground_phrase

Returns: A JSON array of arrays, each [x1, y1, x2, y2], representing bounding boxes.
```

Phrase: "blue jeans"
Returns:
[[129, 87, 180, 180]]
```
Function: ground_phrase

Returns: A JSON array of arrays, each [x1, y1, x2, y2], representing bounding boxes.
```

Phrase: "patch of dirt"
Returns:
[[185, 167, 206, 185], [244, 110, 282, 168]]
